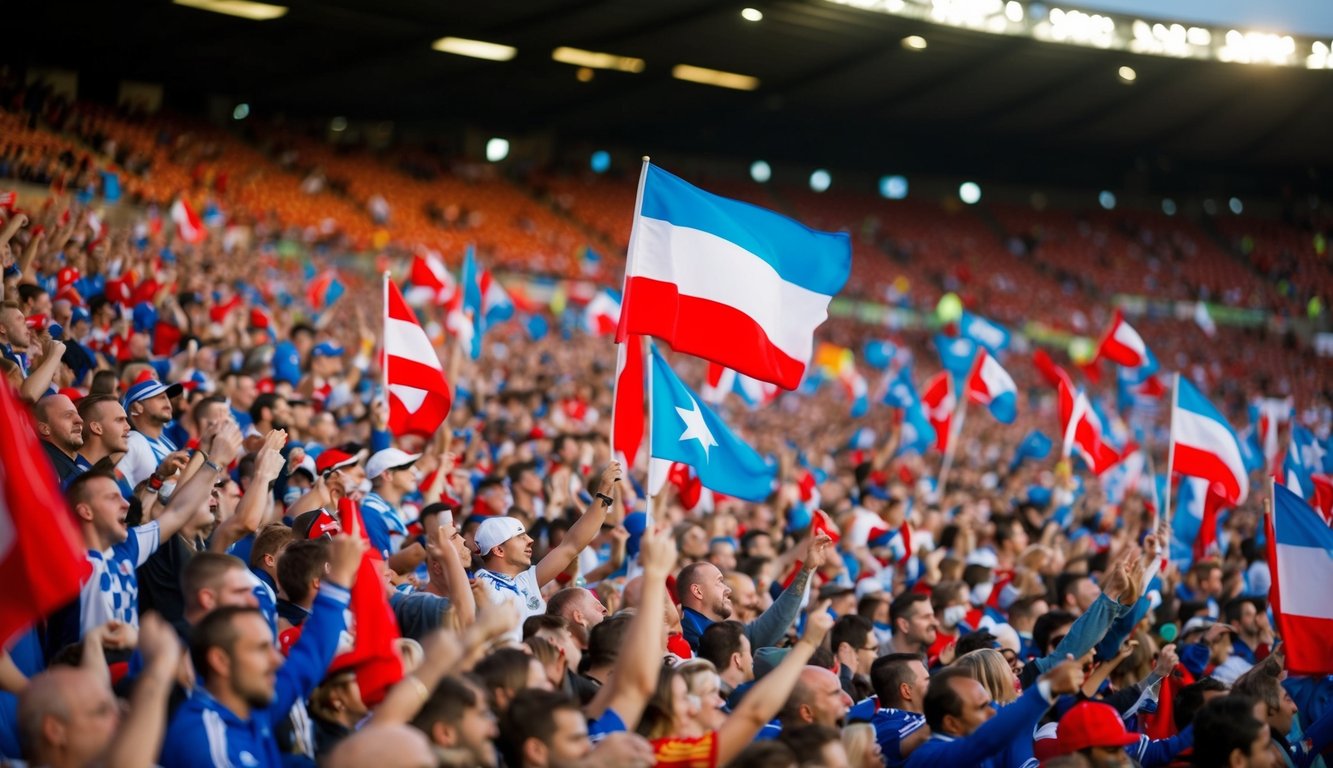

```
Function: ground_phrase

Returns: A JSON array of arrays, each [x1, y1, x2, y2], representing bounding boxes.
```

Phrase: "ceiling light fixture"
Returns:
[[173, 0, 287, 21], [672, 64, 760, 90], [552, 46, 645, 73], [431, 36, 517, 61]]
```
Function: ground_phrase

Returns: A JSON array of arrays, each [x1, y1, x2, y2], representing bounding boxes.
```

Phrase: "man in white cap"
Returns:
[[362, 447, 424, 573], [114, 377, 186, 497], [475, 462, 621, 641]]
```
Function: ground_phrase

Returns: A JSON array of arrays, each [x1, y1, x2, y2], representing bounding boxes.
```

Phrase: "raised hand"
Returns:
[[326, 533, 368, 588], [1042, 657, 1087, 695], [206, 420, 245, 467], [153, 450, 190, 481], [1154, 643, 1179, 677], [594, 461, 622, 495], [803, 529, 835, 572], [639, 523, 678, 577], [802, 610, 835, 647]]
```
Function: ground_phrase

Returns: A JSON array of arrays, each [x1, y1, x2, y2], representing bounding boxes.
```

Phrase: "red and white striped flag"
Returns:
[[407, 250, 456, 306], [384, 277, 451, 438], [1059, 380, 1121, 475], [170, 199, 205, 244]]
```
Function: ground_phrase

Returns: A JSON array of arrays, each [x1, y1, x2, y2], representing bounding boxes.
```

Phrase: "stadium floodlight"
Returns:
[[1229, 197, 1244, 214], [485, 138, 509, 162], [741, 7, 764, 22], [232, 103, 250, 121], [959, 181, 981, 204], [1005, 1, 1023, 23], [173, 0, 287, 21], [552, 47, 645, 73], [330, 117, 348, 132], [1098, 190, 1117, 210], [750, 160, 772, 183], [1118, 65, 1136, 82], [1162, 198, 1177, 216], [672, 64, 760, 91], [902, 35, 928, 50], [590, 151, 611, 173], [880, 175, 908, 200], [432, 37, 517, 62], [810, 170, 832, 193]]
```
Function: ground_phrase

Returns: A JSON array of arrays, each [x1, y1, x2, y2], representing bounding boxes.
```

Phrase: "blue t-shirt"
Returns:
[[588, 708, 627, 744]]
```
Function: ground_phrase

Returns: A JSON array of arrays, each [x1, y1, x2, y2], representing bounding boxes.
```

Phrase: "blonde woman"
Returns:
[[954, 648, 1020, 704], [842, 722, 884, 768]]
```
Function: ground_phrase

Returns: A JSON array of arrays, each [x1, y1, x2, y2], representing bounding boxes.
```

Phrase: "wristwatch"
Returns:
[[595, 492, 614, 507]]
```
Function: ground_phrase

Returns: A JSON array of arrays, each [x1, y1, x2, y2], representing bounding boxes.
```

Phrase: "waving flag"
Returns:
[[583, 288, 622, 336], [1268, 482, 1333, 675], [958, 311, 1011, 356], [306, 269, 346, 311], [1170, 378, 1249, 505], [1282, 425, 1326, 500], [1060, 381, 1121, 475], [1010, 430, 1053, 472], [967, 349, 1018, 424], [1169, 476, 1226, 567], [844, 368, 870, 418], [334, 498, 404, 706], [456, 246, 483, 359], [170, 198, 205, 244], [580, 245, 603, 277], [1032, 348, 1073, 390], [1116, 361, 1167, 413], [921, 371, 954, 453], [935, 334, 978, 388], [1252, 397, 1294, 473], [478, 270, 515, 327], [1096, 309, 1152, 368], [0, 377, 92, 647], [864, 340, 902, 371], [617, 163, 851, 389], [702, 363, 779, 409], [612, 336, 646, 466], [384, 278, 451, 438], [408, 250, 456, 306], [648, 345, 774, 501]]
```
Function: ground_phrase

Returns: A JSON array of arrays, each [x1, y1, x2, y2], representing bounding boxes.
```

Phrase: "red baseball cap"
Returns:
[[1056, 701, 1141, 755], [314, 449, 359, 475]]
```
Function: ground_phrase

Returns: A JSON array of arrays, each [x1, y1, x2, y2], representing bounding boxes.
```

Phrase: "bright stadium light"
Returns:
[[810, 169, 832, 193], [1118, 65, 1137, 82], [880, 175, 909, 200], [486, 137, 509, 162], [552, 46, 645, 73], [232, 103, 250, 120], [1229, 197, 1244, 214], [959, 181, 981, 204], [750, 160, 772, 183], [1162, 198, 1177, 216], [590, 151, 611, 173], [330, 117, 348, 132], [173, 0, 287, 21], [1099, 190, 1117, 210], [432, 37, 517, 62], [902, 35, 928, 50], [1005, 1, 1024, 23], [672, 64, 760, 90], [741, 7, 764, 22]]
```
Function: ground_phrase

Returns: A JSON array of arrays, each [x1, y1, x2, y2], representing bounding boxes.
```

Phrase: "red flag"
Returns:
[[384, 278, 451, 438], [1095, 309, 1152, 368], [408, 251, 456, 306], [170, 199, 205, 244], [0, 380, 92, 647], [334, 498, 404, 707], [1032, 348, 1073, 390], [1059, 381, 1122, 475], [0, 191, 16, 213], [1193, 483, 1228, 562], [612, 335, 645, 466], [921, 371, 954, 453]]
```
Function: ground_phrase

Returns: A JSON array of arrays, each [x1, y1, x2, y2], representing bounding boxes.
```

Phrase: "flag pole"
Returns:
[[1163, 372, 1179, 530], [382, 270, 390, 417], [644, 336, 654, 528], [613, 156, 651, 523], [937, 377, 968, 498]]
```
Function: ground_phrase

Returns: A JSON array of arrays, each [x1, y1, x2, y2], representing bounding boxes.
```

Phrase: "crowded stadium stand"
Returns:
[[2, 0, 1333, 767]]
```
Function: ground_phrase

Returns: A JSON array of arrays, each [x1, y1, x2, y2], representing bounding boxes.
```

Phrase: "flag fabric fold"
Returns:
[[1096, 309, 1152, 368], [170, 199, 205, 244], [617, 163, 851, 389], [967, 349, 1018, 424], [1268, 482, 1333, 675], [1059, 381, 1121, 475], [408, 250, 456, 306], [0, 380, 92, 647], [384, 278, 451, 438], [612, 335, 646, 467], [334, 498, 404, 706], [1170, 378, 1249, 505], [958, 310, 1011, 357], [648, 344, 775, 501]]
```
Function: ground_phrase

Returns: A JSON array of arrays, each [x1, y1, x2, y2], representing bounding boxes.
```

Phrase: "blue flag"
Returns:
[[934, 334, 978, 389], [958, 311, 1010, 356], [461, 245, 483, 359], [650, 345, 775, 501], [1009, 431, 1053, 472], [525, 314, 549, 342], [864, 340, 900, 371]]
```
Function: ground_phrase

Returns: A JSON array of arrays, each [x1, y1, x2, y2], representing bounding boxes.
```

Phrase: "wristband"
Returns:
[[203, 458, 225, 474], [595, 492, 614, 507], [148, 474, 165, 491]]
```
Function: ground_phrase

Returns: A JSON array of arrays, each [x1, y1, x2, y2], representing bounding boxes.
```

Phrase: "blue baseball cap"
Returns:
[[122, 378, 183, 411], [311, 342, 344, 358], [70, 306, 91, 325]]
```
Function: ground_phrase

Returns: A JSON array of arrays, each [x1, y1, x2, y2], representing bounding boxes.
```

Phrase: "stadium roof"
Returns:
[[15, 0, 1333, 191]]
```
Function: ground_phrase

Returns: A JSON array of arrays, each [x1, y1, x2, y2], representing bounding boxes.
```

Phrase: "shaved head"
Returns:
[[326, 724, 435, 768]]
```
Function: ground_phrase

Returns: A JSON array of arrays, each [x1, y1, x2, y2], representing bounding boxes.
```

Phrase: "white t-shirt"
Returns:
[[475, 565, 545, 641], [115, 430, 179, 493]]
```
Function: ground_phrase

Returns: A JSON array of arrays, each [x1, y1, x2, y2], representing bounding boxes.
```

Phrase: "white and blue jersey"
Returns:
[[80, 521, 161, 639], [115, 430, 179, 497], [360, 491, 407, 559]]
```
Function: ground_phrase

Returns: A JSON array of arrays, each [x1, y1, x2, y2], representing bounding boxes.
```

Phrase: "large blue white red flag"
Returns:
[[647, 344, 774, 501], [967, 349, 1018, 424], [1096, 309, 1152, 369], [1170, 378, 1249, 505], [1268, 482, 1333, 675], [616, 163, 851, 389]]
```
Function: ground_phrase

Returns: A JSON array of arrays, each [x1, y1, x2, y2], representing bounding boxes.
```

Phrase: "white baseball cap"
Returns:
[[365, 448, 421, 481], [475, 517, 527, 557]]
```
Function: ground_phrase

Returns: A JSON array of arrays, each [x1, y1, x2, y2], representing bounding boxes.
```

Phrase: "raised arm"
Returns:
[[210, 431, 285, 552], [430, 517, 475, 628], [586, 523, 675, 728], [20, 338, 64, 403], [747, 530, 833, 649], [535, 462, 620, 587], [104, 614, 181, 768], [155, 422, 243, 541]]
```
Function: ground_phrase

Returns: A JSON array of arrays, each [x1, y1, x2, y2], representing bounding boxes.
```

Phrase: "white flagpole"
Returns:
[[1163, 372, 1179, 530], [382, 271, 391, 413], [615, 156, 652, 524], [937, 377, 968, 498], [644, 336, 655, 528]]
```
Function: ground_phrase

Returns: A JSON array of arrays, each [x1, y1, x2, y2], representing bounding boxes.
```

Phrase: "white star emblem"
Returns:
[[675, 396, 718, 462]]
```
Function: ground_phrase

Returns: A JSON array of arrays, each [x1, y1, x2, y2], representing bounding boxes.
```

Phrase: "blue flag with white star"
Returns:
[[649, 345, 775, 501]]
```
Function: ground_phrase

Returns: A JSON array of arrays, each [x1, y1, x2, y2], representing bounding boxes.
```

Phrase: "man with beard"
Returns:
[[677, 531, 834, 652], [247, 392, 292, 438], [160, 533, 365, 768], [114, 378, 186, 497], [75, 394, 131, 474], [35, 392, 86, 481], [546, 587, 609, 651]]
